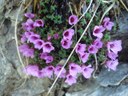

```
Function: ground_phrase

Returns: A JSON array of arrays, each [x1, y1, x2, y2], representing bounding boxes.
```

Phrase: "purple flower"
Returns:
[[54, 65, 66, 78], [19, 44, 34, 58], [24, 12, 35, 18], [40, 52, 49, 59], [81, 65, 94, 79], [47, 35, 52, 41], [40, 52, 53, 63], [22, 19, 34, 31], [69, 63, 81, 77], [44, 66, 54, 78], [75, 43, 86, 54], [108, 52, 118, 60], [34, 39, 44, 50], [38, 68, 46, 78], [65, 74, 77, 85], [53, 33, 59, 39], [23, 64, 40, 77], [43, 42, 55, 53], [28, 34, 40, 43], [88, 45, 98, 54], [21, 34, 27, 43], [45, 55, 54, 64], [68, 15, 78, 25], [19, 44, 29, 53], [22, 48, 34, 58], [106, 59, 119, 71], [61, 38, 72, 49], [24, 31, 34, 38], [107, 40, 122, 54], [93, 38, 103, 49], [79, 52, 89, 63], [63, 29, 74, 40], [103, 17, 114, 31], [34, 19, 44, 27], [93, 25, 105, 38]]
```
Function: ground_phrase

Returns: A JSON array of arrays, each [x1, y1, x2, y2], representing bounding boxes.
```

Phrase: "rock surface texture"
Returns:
[[0, 1, 128, 96]]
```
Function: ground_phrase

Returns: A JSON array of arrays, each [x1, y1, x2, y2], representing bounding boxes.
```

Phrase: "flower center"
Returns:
[[37, 21, 43, 25], [70, 17, 75, 23], [45, 44, 51, 48], [89, 47, 93, 51], [68, 75, 72, 79], [64, 31, 69, 37], [63, 41, 67, 46], [38, 41, 43, 45], [71, 66, 75, 70], [31, 36, 38, 40], [48, 67, 53, 70], [110, 44, 114, 48], [94, 29, 100, 33]]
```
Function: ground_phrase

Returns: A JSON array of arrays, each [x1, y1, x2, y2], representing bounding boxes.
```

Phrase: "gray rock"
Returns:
[[66, 79, 128, 96], [66, 64, 128, 96], [96, 64, 128, 87]]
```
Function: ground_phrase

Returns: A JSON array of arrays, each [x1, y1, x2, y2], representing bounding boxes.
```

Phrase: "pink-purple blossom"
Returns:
[[69, 63, 81, 76], [88, 45, 98, 54], [54, 65, 66, 78], [93, 38, 103, 49], [75, 43, 86, 54], [45, 55, 54, 64], [23, 64, 40, 77], [34, 39, 44, 50], [93, 25, 105, 38], [22, 48, 34, 58], [43, 42, 55, 53], [22, 19, 35, 31], [40, 52, 54, 63], [19, 44, 34, 58], [103, 17, 114, 31], [106, 59, 119, 71], [81, 65, 94, 79], [108, 51, 118, 60], [34, 19, 44, 27], [19, 44, 29, 53], [68, 15, 78, 25], [24, 31, 34, 38], [21, 34, 27, 43], [107, 40, 122, 54], [53, 33, 59, 39], [28, 34, 40, 43], [79, 52, 89, 63], [43, 66, 54, 78], [24, 12, 35, 18], [61, 38, 72, 49], [65, 74, 77, 85], [40, 52, 49, 59], [63, 29, 74, 40], [47, 35, 52, 41]]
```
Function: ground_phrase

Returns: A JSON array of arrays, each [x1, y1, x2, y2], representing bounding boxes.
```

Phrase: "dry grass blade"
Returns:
[[119, 0, 128, 12], [99, 1, 115, 24], [34, 0, 40, 12]]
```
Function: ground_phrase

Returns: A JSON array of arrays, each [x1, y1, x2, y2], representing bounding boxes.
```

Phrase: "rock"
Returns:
[[66, 64, 128, 96], [96, 64, 128, 87], [11, 78, 51, 96]]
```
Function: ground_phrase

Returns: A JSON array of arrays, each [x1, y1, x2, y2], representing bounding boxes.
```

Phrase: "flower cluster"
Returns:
[[23, 63, 94, 85], [106, 40, 122, 71], [19, 12, 122, 86], [19, 12, 55, 64]]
